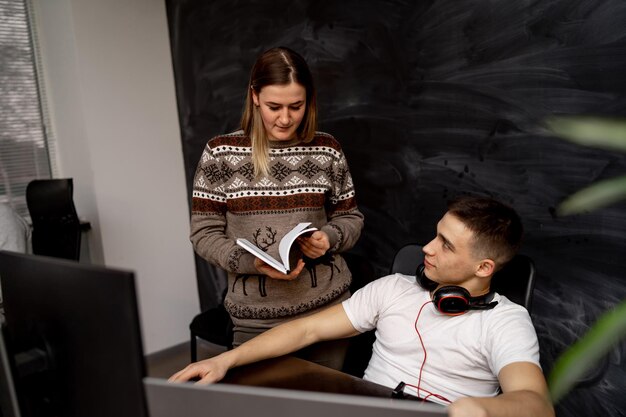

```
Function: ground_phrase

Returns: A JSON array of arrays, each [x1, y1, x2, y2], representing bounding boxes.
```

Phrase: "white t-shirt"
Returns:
[[342, 273, 540, 405]]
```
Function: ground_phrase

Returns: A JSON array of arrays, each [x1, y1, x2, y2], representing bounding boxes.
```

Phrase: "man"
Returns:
[[170, 197, 555, 417]]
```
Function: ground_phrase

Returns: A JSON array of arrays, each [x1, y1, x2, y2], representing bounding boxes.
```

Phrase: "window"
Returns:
[[0, 0, 54, 217]]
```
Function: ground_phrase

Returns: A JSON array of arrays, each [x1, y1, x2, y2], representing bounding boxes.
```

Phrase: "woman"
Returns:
[[190, 47, 364, 369]]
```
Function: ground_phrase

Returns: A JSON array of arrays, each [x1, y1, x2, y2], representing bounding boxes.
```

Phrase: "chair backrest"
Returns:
[[390, 243, 536, 312], [26, 178, 82, 261]]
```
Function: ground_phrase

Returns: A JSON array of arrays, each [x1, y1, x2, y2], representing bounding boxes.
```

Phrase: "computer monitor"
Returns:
[[0, 251, 148, 417], [144, 377, 448, 417], [0, 328, 21, 417]]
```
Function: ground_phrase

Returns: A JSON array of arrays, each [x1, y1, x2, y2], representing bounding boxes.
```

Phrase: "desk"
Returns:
[[221, 355, 394, 398]]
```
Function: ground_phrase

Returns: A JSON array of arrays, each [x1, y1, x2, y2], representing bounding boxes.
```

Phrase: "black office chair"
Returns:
[[342, 243, 537, 378], [26, 178, 83, 261], [189, 296, 233, 362]]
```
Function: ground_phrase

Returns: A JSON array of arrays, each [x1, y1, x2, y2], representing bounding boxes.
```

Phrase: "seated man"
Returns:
[[170, 196, 555, 417]]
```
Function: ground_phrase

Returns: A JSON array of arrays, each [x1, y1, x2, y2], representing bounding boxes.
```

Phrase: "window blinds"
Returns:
[[0, 0, 52, 217]]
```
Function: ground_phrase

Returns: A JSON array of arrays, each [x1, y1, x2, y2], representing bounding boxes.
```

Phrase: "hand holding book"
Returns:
[[297, 230, 330, 259], [253, 231, 329, 279], [236, 222, 318, 274], [253, 257, 305, 280]]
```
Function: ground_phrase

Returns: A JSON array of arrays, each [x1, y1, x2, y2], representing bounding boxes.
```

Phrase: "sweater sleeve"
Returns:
[[320, 147, 364, 253], [189, 143, 257, 274]]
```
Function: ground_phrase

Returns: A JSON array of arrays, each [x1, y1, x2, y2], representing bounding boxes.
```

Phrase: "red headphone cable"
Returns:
[[408, 300, 451, 404]]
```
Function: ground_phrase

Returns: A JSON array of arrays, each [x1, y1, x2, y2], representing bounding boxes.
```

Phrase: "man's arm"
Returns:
[[169, 303, 360, 384], [447, 362, 555, 417]]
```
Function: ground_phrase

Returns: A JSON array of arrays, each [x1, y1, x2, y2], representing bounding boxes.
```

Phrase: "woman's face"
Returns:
[[252, 82, 307, 141]]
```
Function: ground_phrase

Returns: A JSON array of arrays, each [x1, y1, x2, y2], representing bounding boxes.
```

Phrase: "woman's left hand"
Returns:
[[297, 231, 330, 259], [254, 258, 305, 280]]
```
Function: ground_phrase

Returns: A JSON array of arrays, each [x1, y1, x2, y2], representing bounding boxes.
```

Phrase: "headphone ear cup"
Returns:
[[432, 286, 471, 315]]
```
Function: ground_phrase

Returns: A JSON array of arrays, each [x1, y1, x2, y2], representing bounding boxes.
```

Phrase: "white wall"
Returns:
[[31, 0, 199, 355]]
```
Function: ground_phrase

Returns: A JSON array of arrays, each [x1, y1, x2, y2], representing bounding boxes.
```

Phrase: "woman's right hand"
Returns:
[[254, 258, 305, 280]]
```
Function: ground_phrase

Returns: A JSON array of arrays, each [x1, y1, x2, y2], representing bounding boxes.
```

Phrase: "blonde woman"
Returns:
[[190, 47, 364, 370]]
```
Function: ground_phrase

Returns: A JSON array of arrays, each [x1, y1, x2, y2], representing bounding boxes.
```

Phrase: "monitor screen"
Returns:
[[0, 251, 148, 417]]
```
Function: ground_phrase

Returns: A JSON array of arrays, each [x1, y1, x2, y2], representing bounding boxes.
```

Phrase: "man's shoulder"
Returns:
[[491, 293, 531, 314], [483, 293, 535, 331], [361, 273, 420, 294]]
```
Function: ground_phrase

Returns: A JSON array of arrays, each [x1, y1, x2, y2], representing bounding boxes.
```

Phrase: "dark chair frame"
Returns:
[[26, 178, 84, 261], [189, 301, 233, 362]]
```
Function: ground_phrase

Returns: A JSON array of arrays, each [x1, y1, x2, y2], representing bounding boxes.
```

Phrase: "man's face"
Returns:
[[422, 212, 480, 286]]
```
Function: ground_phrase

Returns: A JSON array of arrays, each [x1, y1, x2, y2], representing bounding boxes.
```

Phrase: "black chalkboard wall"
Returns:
[[165, 1, 626, 415]]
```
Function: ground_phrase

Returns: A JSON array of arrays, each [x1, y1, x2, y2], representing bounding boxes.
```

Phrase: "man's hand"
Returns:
[[297, 230, 330, 259], [254, 258, 305, 280], [168, 356, 230, 385]]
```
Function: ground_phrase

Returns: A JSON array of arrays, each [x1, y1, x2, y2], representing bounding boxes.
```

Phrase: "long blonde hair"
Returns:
[[241, 47, 318, 177]]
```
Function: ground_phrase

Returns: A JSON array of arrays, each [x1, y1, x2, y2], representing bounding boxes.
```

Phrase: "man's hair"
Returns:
[[447, 196, 523, 269]]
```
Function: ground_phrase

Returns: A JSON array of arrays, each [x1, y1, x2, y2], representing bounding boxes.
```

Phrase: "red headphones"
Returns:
[[416, 264, 498, 315]]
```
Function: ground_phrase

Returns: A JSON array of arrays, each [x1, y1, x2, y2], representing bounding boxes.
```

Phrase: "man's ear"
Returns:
[[476, 259, 496, 278]]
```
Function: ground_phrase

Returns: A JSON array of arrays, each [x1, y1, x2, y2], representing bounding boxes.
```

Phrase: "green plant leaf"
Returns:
[[546, 117, 626, 152], [548, 300, 626, 404], [558, 175, 626, 215]]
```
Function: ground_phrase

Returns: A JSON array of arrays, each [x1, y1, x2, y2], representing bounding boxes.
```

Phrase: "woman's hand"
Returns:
[[297, 231, 330, 259], [254, 258, 305, 280]]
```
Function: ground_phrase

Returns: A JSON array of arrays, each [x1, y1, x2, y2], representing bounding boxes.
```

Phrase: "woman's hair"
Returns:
[[241, 46, 318, 177], [447, 196, 523, 270]]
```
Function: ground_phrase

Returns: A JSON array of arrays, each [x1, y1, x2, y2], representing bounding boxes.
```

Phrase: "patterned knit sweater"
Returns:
[[190, 131, 364, 322]]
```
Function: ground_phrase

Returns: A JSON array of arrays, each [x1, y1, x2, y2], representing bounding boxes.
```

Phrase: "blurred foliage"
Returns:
[[546, 117, 626, 215], [548, 300, 626, 403], [546, 116, 626, 404]]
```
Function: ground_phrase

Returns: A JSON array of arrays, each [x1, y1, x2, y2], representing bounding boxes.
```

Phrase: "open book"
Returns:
[[236, 222, 318, 274]]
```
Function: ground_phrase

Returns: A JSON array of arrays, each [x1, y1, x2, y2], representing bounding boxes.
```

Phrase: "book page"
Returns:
[[236, 238, 287, 273], [278, 222, 317, 271]]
